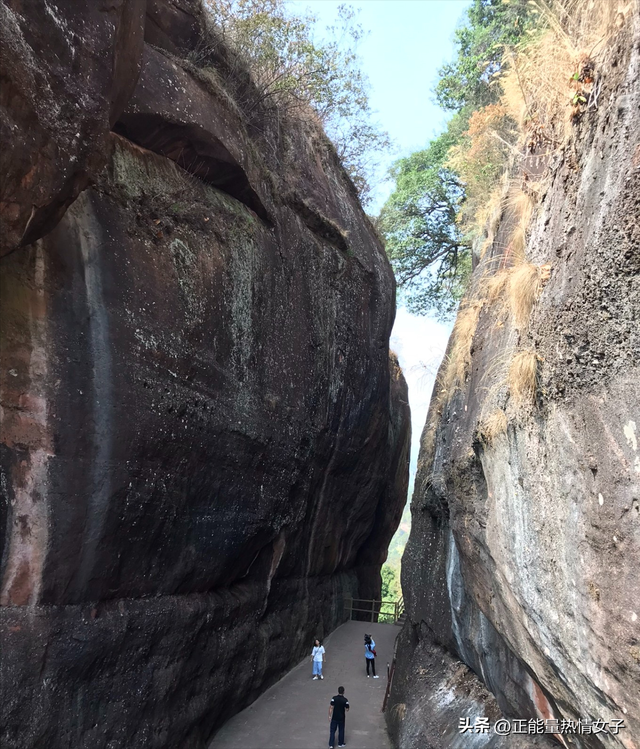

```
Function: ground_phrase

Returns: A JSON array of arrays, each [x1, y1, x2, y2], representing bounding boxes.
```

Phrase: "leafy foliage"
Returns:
[[381, 564, 400, 601], [204, 0, 390, 203], [381, 501, 411, 605], [380, 0, 533, 317], [379, 124, 471, 319], [385, 501, 411, 570], [435, 0, 535, 113]]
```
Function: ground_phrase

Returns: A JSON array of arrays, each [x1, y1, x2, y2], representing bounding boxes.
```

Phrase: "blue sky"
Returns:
[[290, 0, 470, 211], [289, 0, 470, 485]]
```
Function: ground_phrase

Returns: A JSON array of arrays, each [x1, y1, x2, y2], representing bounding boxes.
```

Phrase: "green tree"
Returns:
[[380, 0, 534, 317], [205, 0, 390, 203], [381, 564, 399, 600], [378, 121, 472, 319], [435, 0, 534, 114]]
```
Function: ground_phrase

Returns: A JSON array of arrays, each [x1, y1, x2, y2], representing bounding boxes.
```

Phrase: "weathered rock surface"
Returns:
[[388, 12, 639, 749], [0, 2, 410, 747], [0, 0, 146, 255]]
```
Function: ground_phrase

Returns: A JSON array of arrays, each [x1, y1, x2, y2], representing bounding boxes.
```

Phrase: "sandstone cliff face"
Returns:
[[388, 13, 639, 749], [0, 2, 410, 747], [0, 0, 146, 255]]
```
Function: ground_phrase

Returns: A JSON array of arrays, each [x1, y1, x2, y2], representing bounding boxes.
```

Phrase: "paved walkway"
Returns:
[[210, 621, 398, 749]]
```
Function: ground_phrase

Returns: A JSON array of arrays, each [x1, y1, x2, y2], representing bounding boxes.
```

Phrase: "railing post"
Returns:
[[382, 658, 395, 713]]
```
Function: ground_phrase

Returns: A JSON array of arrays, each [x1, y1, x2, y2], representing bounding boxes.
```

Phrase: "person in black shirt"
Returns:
[[328, 686, 349, 748]]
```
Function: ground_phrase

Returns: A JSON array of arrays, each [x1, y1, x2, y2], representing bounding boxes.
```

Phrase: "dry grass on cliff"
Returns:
[[477, 169, 537, 276], [481, 0, 625, 259], [433, 0, 623, 438], [438, 299, 484, 401], [433, 260, 547, 410], [476, 180, 508, 261], [389, 702, 407, 721], [420, 298, 485, 462], [501, 0, 625, 148], [508, 350, 540, 406], [479, 409, 508, 446], [447, 103, 517, 231], [484, 261, 551, 329], [510, 262, 550, 328], [506, 190, 535, 262]]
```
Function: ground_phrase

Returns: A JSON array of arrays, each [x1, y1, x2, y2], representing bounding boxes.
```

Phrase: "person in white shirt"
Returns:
[[364, 633, 378, 677], [311, 638, 325, 680]]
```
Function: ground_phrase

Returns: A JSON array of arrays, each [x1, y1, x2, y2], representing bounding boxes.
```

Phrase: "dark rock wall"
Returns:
[[388, 12, 639, 749], [0, 0, 146, 254], [0, 2, 411, 747]]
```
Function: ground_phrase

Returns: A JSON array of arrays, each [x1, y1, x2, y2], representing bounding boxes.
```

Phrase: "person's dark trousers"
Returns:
[[329, 718, 345, 747], [366, 658, 376, 676]]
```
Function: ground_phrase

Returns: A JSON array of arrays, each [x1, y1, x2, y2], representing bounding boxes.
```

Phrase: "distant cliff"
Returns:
[[0, 2, 410, 747], [388, 9, 639, 749]]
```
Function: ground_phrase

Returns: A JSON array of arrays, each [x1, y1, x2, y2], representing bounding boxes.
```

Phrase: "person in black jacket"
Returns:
[[328, 686, 349, 748]]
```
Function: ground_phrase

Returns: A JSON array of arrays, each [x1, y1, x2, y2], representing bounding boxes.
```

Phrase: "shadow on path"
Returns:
[[210, 621, 398, 749]]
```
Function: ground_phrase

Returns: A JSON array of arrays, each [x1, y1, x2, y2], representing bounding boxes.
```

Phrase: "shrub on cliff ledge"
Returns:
[[203, 0, 390, 203], [501, 0, 622, 150]]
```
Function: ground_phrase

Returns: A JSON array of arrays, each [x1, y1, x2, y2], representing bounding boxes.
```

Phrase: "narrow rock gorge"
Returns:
[[0, 2, 410, 747], [387, 9, 639, 749], [3, 2, 639, 748]]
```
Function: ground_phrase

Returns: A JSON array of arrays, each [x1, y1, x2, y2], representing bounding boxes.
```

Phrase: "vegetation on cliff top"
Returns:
[[203, 0, 390, 204], [380, 0, 535, 318], [381, 0, 619, 319]]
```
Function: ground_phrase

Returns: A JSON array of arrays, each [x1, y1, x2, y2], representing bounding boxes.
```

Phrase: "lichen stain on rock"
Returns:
[[0, 450, 50, 606], [227, 229, 260, 385], [623, 420, 640, 475], [169, 237, 205, 321], [624, 420, 637, 451]]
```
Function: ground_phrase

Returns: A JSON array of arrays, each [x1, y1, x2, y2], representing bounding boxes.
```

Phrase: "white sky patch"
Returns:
[[391, 306, 452, 491]]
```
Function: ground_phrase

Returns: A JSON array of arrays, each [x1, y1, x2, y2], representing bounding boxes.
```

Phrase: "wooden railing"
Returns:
[[344, 597, 403, 623], [341, 598, 404, 712], [381, 657, 396, 713]]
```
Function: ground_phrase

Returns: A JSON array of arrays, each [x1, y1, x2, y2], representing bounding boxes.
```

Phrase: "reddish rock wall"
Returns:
[[0, 2, 410, 747]]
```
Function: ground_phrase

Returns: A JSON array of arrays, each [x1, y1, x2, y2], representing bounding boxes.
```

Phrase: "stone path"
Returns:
[[209, 620, 399, 749]]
